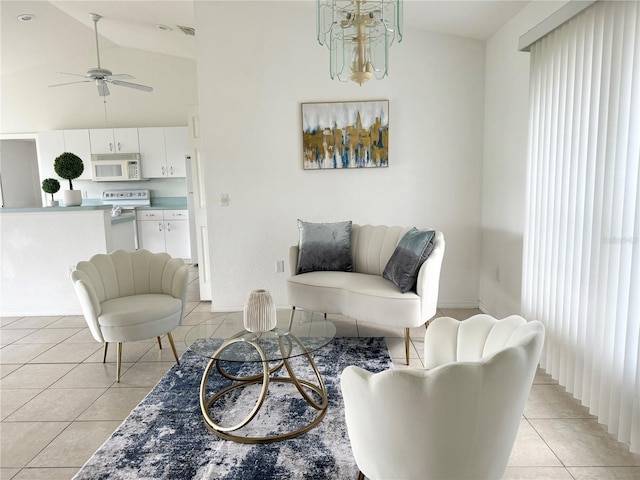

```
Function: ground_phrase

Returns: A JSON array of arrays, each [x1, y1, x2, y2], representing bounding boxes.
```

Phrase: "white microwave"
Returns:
[[91, 153, 142, 182]]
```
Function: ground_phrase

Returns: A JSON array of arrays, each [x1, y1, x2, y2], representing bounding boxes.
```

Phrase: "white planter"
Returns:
[[62, 190, 82, 207], [243, 289, 277, 333], [46, 199, 59, 207]]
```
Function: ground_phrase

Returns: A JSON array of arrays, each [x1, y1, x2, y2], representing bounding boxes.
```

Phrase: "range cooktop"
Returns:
[[101, 189, 151, 208]]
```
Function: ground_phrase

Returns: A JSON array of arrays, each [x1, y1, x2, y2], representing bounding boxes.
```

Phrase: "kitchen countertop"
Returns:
[[0, 204, 111, 213], [137, 197, 188, 210], [1, 197, 188, 214]]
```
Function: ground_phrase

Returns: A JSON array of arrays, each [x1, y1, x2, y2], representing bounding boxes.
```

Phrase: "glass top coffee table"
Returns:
[[185, 309, 336, 444]]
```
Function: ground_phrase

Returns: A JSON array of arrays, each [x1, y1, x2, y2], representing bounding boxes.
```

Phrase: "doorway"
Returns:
[[0, 137, 41, 208]]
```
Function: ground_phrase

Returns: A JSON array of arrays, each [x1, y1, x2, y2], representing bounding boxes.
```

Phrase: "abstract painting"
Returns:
[[302, 100, 389, 169]]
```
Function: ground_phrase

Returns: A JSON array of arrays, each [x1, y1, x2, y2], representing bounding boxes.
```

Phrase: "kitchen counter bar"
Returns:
[[1, 204, 135, 225], [0, 204, 111, 213], [0, 207, 114, 316]]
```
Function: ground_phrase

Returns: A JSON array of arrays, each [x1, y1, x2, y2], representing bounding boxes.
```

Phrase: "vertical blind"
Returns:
[[522, 0, 639, 453]]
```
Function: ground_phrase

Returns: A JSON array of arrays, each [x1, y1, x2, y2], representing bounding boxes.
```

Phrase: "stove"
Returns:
[[102, 189, 150, 251], [102, 189, 151, 209]]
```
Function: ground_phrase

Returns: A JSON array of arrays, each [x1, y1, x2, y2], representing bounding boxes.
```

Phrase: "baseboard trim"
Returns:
[[436, 302, 481, 309], [477, 301, 497, 317]]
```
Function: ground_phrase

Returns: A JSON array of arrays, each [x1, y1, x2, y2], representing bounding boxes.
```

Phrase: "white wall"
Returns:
[[480, 0, 569, 317], [194, 1, 486, 310]]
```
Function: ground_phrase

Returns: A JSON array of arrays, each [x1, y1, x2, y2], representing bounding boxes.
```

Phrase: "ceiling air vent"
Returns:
[[177, 25, 195, 36]]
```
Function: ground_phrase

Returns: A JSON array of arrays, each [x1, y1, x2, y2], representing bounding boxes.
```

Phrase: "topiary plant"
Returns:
[[41, 178, 60, 202], [54, 152, 84, 190]]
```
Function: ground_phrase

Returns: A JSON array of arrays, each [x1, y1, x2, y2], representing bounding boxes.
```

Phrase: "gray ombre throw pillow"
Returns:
[[383, 228, 436, 293], [296, 220, 353, 274]]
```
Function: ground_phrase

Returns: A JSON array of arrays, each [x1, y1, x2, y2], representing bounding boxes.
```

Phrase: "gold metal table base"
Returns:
[[199, 334, 328, 444]]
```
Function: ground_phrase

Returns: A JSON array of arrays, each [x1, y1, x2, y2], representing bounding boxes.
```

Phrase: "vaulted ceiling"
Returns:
[[2, 1, 530, 76]]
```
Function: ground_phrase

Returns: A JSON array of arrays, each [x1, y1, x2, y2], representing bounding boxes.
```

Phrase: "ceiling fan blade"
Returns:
[[108, 74, 135, 80], [49, 80, 91, 87], [108, 79, 153, 92], [56, 71, 87, 78], [97, 81, 110, 97]]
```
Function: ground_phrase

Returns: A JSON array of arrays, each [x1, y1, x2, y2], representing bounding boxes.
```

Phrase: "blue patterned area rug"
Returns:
[[73, 337, 392, 480]]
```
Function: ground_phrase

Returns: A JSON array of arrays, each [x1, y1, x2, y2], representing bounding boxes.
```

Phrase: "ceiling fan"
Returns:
[[49, 13, 153, 97]]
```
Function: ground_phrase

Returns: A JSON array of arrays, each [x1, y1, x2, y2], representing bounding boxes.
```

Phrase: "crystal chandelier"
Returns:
[[317, 0, 403, 86]]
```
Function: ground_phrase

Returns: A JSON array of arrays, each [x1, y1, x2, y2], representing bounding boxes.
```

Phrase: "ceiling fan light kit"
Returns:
[[49, 12, 153, 97]]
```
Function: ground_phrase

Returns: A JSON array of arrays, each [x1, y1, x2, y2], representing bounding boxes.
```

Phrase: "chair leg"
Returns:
[[157, 336, 163, 350], [167, 332, 180, 365], [116, 342, 123, 382], [405, 327, 410, 365], [357, 470, 365, 480], [102, 342, 109, 363], [288, 306, 296, 330]]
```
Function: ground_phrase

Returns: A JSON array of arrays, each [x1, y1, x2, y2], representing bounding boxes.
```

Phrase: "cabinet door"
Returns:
[[90, 128, 139, 153], [164, 126, 188, 177], [63, 129, 92, 180], [89, 129, 115, 154], [164, 219, 191, 259], [113, 128, 139, 153], [37, 130, 64, 183], [138, 127, 167, 178], [137, 220, 167, 253]]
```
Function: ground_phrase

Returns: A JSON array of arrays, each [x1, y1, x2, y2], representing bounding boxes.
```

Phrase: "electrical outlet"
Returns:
[[275, 260, 285, 273]]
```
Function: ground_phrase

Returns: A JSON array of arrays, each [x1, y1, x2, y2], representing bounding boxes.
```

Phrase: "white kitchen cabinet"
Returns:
[[164, 127, 188, 177], [37, 129, 92, 184], [137, 212, 167, 253], [89, 128, 139, 154], [137, 209, 191, 260], [138, 127, 167, 179], [138, 126, 188, 178]]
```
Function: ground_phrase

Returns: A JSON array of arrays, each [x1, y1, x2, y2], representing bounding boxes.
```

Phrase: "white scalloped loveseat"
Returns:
[[287, 224, 445, 364]]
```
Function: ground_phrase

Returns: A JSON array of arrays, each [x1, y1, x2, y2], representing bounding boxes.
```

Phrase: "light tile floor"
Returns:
[[1, 267, 639, 479]]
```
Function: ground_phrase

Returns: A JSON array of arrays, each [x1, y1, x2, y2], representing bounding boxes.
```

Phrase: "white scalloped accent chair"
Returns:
[[341, 314, 545, 480], [71, 249, 189, 382]]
